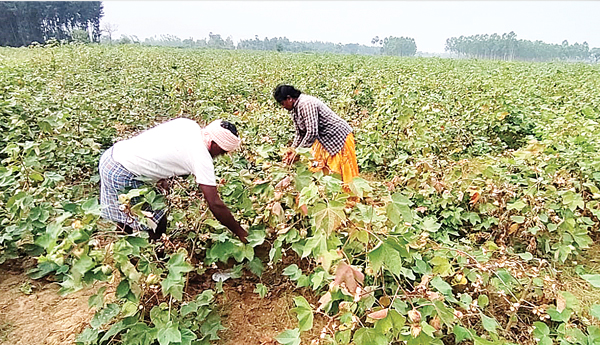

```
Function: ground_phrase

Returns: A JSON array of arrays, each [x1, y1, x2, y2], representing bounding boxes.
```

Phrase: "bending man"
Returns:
[[98, 118, 248, 243]]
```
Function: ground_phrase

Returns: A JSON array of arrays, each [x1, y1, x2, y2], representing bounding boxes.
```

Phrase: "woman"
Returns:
[[273, 84, 359, 187]]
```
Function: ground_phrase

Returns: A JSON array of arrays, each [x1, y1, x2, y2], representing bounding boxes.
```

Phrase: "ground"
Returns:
[[0, 259, 99, 345], [0, 255, 327, 345]]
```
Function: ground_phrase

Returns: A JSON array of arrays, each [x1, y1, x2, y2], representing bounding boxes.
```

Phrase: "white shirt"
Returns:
[[112, 118, 216, 186]]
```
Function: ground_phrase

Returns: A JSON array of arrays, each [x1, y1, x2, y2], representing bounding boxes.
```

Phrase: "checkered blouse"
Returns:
[[290, 94, 352, 156]]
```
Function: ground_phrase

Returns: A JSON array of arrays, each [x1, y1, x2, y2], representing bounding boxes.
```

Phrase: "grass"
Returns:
[[559, 242, 600, 326], [0, 321, 14, 342]]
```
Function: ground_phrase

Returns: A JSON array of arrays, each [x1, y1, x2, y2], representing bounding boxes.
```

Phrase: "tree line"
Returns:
[[0, 1, 103, 47], [1, 1, 598, 62], [445, 31, 600, 62], [116, 34, 416, 57]]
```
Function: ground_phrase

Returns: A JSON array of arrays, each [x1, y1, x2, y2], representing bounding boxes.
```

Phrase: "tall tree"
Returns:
[[445, 31, 594, 62], [0, 2, 103, 47], [381, 36, 417, 57]]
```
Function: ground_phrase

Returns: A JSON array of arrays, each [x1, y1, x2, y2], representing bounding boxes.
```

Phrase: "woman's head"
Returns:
[[273, 84, 302, 110]]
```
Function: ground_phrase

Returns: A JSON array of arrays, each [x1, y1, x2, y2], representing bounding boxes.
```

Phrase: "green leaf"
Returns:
[[510, 215, 525, 223], [99, 318, 137, 343], [275, 328, 301, 345], [560, 291, 580, 312], [348, 177, 372, 198], [150, 306, 170, 329], [72, 253, 96, 277], [478, 294, 489, 308], [580, 274, 600, 288], [247, 229, 266, 247], [590, 304, 600, 319], [157, 321, 181, 345], [431, 276, 453, 296], [480, 312, 499, 334], [518, 252, 533, 261], [161, 274, 186, 301], [76, 327, 99, 344], [166, 252, 194, 276], [121, 301, 139, 317], [199, 311, 226, 340], [292, 296, 313, 332], [254, 283, 268, 298], [116, 279, 130, 298], [368, 239, 403, 274], [88, 286, 106, 308], [507, 200, 526, 211], [386, 201, 412, 225], [421, 320, 437, 337], [121, 323, 157, 345], [301, 230, 327, 258], [82, 197, 102, 216], [161, 251, 193, 300], [532, 321, 550, 338], [179, 328, 197, 345], [430, 256, 453, 276], [283, 264, 303, 280], [90, 303, 120, 329], [352, 327, 388, 345], [312, 201, 346, 234], [335, 329, 352, 344], [421, 217, 441, 232], [248, 257, 265, 276], [453, 325, 473, 343], [433, 300, 455, 328], [181, 302, 199, 317], [547, 305, 572, 322]]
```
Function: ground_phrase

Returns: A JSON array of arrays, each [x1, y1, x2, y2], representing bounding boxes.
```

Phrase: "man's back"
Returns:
[[112, 118, 216, 185]]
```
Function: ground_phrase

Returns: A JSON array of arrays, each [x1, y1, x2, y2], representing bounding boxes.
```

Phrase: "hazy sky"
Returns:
[[101, 1, 600, 53]]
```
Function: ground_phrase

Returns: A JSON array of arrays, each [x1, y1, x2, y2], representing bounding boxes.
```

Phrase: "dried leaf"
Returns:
[[430, 316, 441, 331], [410, 324, 422, 338], [272, 202, 283, 216], [509, 223, 520, 235], [300, 204, 308, 216], [317, 292, 332, 311], [408, 309, 421, 323], [333, 262, 364, 294], [469, 192, 481, 205], [416, 274, 431, 292], [367, 308, 389, 320], [275, 176, 292, 190], [556, 293, 566, 313]]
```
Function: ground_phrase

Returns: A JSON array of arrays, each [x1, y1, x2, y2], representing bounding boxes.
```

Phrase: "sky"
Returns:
[[101, 1, 600, 53]]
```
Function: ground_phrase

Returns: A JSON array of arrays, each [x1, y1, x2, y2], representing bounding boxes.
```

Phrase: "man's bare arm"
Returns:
[[199, 184, 248, 243]]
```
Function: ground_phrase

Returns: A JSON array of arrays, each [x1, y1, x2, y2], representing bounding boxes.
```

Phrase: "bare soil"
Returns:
[[0, 253, 327, 345], [0, 259, 101, 345]]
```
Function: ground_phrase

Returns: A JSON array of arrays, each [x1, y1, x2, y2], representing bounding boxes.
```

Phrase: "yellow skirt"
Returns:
[[309, 133, 359, 186]]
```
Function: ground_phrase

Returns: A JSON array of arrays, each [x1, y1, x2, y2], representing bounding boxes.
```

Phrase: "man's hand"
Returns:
[[199, 184, 248, 243], [237, 230, 249, 244], [156, 178, 171, 194]]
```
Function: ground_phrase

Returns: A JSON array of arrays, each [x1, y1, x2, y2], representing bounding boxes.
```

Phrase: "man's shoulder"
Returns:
[[169, 117, 200, 127]]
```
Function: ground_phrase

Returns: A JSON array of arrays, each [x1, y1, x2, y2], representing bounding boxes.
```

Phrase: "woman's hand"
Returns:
[[282, 148, 297, 165]]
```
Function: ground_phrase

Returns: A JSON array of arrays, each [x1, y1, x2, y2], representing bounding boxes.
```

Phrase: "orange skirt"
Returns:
[[309, 133, 359, 186]]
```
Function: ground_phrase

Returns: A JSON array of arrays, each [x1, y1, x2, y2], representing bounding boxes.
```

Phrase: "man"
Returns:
[[98, 118, 248, 243]]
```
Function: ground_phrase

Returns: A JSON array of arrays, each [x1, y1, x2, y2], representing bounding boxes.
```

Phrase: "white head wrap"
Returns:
[[201, 119, 241, 152]]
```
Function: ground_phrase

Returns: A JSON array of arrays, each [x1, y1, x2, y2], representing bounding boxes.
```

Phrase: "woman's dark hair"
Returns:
[[273, 84, 302, 103], [220, 120, 238, 137]]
